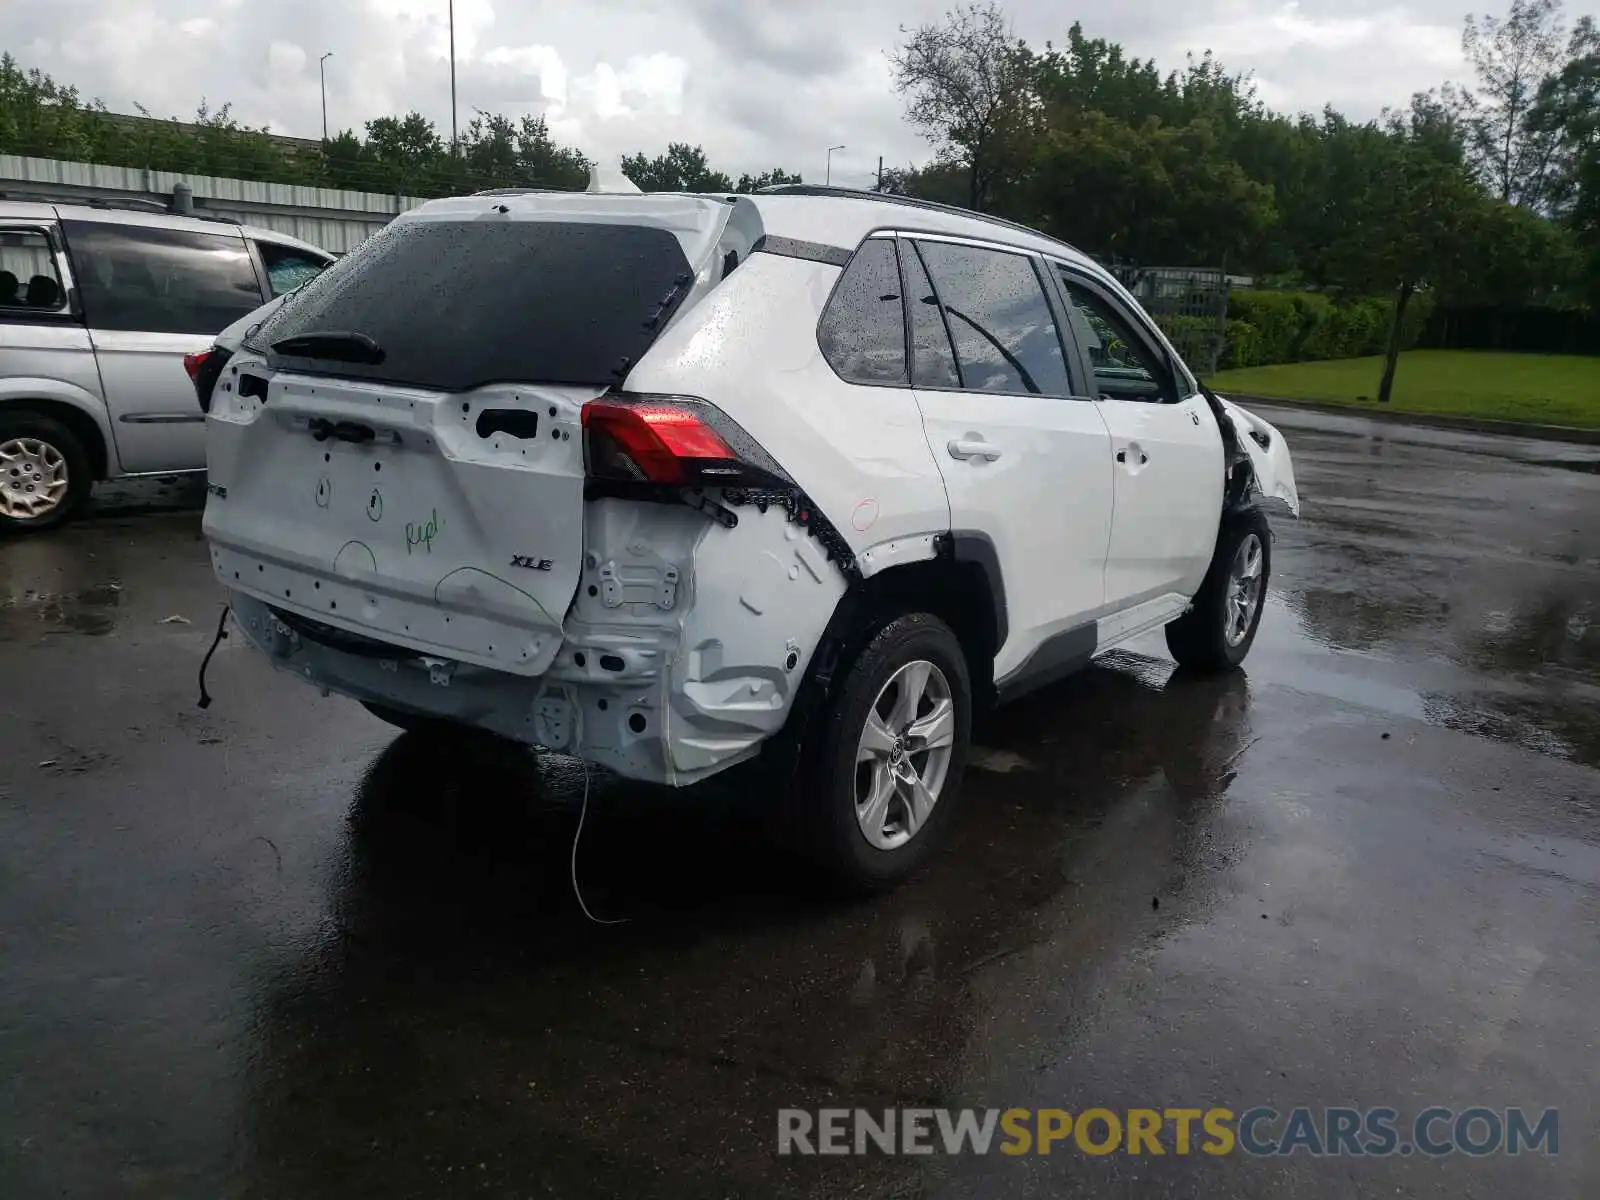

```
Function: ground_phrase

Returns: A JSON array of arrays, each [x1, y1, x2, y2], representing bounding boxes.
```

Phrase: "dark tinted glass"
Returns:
[[257, 241, 331, 297], [915, 241, 1070, 396], [250, 220, 693, 391], [63, 221, 263, 335], [818, 238, 906, 385], [1058, 271, 1176, 403], [901, 241, 961, 389]]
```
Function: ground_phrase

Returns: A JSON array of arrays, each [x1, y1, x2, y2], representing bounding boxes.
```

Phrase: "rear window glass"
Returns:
[[249, 219, 693, 391]]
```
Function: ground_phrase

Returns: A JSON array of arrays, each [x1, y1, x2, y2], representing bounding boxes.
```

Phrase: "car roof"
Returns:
[[0, 198, 331, 258], [403, 185, 1107, 279], [748, 185, 1102, 272]]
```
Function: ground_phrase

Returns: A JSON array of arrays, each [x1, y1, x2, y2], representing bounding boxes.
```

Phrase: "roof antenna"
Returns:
[[587, 164, 642, 195]]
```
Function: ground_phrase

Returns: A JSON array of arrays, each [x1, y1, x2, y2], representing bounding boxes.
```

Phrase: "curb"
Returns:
[[1221, 394, 1600, 447]]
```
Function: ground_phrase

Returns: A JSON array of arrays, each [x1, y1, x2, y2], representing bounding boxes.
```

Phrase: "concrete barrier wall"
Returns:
[[0, 155, 428, 254]]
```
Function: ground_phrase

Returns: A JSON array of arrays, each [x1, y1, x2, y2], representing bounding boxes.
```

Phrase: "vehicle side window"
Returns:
[[913, 240, 1071, 396], [817, 238, 906, 385], [900, 240, 961, 389], [1056, 270, 1179, 404], [62, 221, 264, 335], [257, 241, 331, 298], [0, 228, 67, 314]]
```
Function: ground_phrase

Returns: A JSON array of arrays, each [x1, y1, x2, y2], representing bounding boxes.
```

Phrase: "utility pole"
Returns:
[[319, 52, 333, 142], [826, 144, 845, 186], [876, 155, 883, 192], [448, 0, 458, 154]]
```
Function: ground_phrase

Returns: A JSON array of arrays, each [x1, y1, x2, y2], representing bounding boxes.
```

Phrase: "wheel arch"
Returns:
[[0, 392, 113, 480], [782, 544, 1004, 757]]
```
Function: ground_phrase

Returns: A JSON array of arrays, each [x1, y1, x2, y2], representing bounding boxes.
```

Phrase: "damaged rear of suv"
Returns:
[[201, 182, 1298, 892]]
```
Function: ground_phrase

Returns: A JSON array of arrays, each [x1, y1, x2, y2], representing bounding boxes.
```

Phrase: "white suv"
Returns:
[[197, 182, 1298, 890]]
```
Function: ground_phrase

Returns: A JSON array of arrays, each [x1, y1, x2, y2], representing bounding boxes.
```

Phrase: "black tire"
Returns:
[[0, 411, 93, 533], [1165, 508, 1272, 673], [360, 701, 463, 738], [793, 613, 972, 894]]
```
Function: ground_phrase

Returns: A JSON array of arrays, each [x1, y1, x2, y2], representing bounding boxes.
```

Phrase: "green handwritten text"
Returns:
[[406, 508, 443, 554]]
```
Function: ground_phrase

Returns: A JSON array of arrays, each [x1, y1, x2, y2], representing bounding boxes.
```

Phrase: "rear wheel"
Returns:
[[1165, 509, 1272, 672], [0, 412, 92, 532], [361, 701, 463, 738], [794, 613, 972, 894]]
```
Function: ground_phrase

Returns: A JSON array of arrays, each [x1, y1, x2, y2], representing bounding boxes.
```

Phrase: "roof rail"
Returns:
[[83, 196, 171, 215], [192, 212, 243, 226], [753, 184, 1083, 257]]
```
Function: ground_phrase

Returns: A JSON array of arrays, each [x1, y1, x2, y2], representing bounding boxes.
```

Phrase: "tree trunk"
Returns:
[[1377, 281, 1415, 406]]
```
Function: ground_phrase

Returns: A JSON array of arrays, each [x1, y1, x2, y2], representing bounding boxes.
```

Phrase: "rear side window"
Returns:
[[0, 229, 66, 313], [250, 220, 693, 391], [914, 240, 1071, 397], [818, 238, 906, 385], [63, 222, 263, 335], [256, 242, 331, 297], [901, 241, 961, 389]]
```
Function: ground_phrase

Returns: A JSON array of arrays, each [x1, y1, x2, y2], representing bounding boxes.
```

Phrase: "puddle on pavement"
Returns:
[[0, 582, 122, 639]]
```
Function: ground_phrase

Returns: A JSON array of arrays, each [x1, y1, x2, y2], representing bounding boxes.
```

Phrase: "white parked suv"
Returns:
[[197, 182, 1298, 890]]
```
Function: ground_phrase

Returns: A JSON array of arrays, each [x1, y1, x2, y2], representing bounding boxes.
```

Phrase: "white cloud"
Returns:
[[3, 0, 1597, 177]]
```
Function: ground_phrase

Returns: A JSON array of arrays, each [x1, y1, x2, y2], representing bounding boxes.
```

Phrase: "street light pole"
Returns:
[[319, 52, 333, 142], [826, 144, 845, 186], [448, 0, 458, 154]]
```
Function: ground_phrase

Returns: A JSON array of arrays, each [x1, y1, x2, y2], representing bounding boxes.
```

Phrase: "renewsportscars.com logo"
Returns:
[[777, 1106, 1559, 1158]]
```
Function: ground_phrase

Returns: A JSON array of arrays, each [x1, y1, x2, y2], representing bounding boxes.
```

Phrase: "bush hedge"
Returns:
[[1155, 290, 1435, 374]]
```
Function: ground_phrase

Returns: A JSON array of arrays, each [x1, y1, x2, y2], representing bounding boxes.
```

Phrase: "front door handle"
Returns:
[[1115, 447, 1149, 466], [948, 437, 1001, 462]]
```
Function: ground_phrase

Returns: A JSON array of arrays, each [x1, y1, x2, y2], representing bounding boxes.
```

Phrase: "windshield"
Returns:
[[246, 218, 693, 391]]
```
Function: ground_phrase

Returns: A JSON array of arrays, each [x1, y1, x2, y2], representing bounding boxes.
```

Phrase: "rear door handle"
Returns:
[[1115, 448, 1149, 466], [948, 438, 1001, 462]]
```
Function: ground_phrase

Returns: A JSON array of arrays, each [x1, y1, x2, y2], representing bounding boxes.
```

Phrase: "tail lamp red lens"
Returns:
[[182, 350, 211, 384], [582, 396, 740, 486]]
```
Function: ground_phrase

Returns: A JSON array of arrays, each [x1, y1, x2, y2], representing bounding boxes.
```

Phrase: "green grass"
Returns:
[[1207, 350, 1600, 429]]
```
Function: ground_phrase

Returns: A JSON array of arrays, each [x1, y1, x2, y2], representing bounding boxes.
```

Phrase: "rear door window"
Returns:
[[0, 228, 68, 313], [256, 241, 331, 297], [249, 219, 694, 391], [913, 240, 1071, 397], [63, 221, 264, 335], [818, 237, 906, 385]]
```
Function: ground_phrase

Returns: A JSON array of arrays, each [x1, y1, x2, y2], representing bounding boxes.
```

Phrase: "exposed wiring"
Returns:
[[570, 758, 628, 926], [196, 605, 231, 709]]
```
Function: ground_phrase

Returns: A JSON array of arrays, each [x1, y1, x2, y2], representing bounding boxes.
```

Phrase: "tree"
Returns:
[[735, 168, 802, 193], [890, 1, 1037, 210], [1314, 119, 1485, 403], [619, 143, 733, 192], [363, 112, 450, 192], [1452, 0, 1572, 208]]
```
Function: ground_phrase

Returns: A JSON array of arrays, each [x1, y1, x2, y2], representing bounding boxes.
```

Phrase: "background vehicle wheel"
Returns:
[[795, 613, 972, 894], [1165, 508, 1272, 673], [0, 412, 92, 532]]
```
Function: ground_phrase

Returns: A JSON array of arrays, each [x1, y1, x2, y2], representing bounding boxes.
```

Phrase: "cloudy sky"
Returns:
[[5, 0, 1599, 187]]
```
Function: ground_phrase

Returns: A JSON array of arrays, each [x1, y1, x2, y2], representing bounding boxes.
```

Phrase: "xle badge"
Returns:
[[511, 555, 554, 571]]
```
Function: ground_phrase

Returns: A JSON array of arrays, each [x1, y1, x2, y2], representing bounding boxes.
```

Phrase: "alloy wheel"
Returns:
[[853, 659, 956, 851]]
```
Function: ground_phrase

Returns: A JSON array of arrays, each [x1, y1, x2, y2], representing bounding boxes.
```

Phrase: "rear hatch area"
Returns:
[[203, 198, 752, 675], [206, 373, 593, 676]]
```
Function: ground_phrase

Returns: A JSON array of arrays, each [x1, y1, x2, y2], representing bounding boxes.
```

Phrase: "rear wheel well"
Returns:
[[834, 558, 1000, 706], [0, 400, 110, 480]]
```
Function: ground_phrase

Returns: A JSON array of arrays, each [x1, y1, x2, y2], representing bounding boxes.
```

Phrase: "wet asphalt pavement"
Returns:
[[2, 406, 1598, 1199]]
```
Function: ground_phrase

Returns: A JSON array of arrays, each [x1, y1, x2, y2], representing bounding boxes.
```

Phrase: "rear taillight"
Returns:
[[185, 346, 232, 413], [582, 394, 788, 489]]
